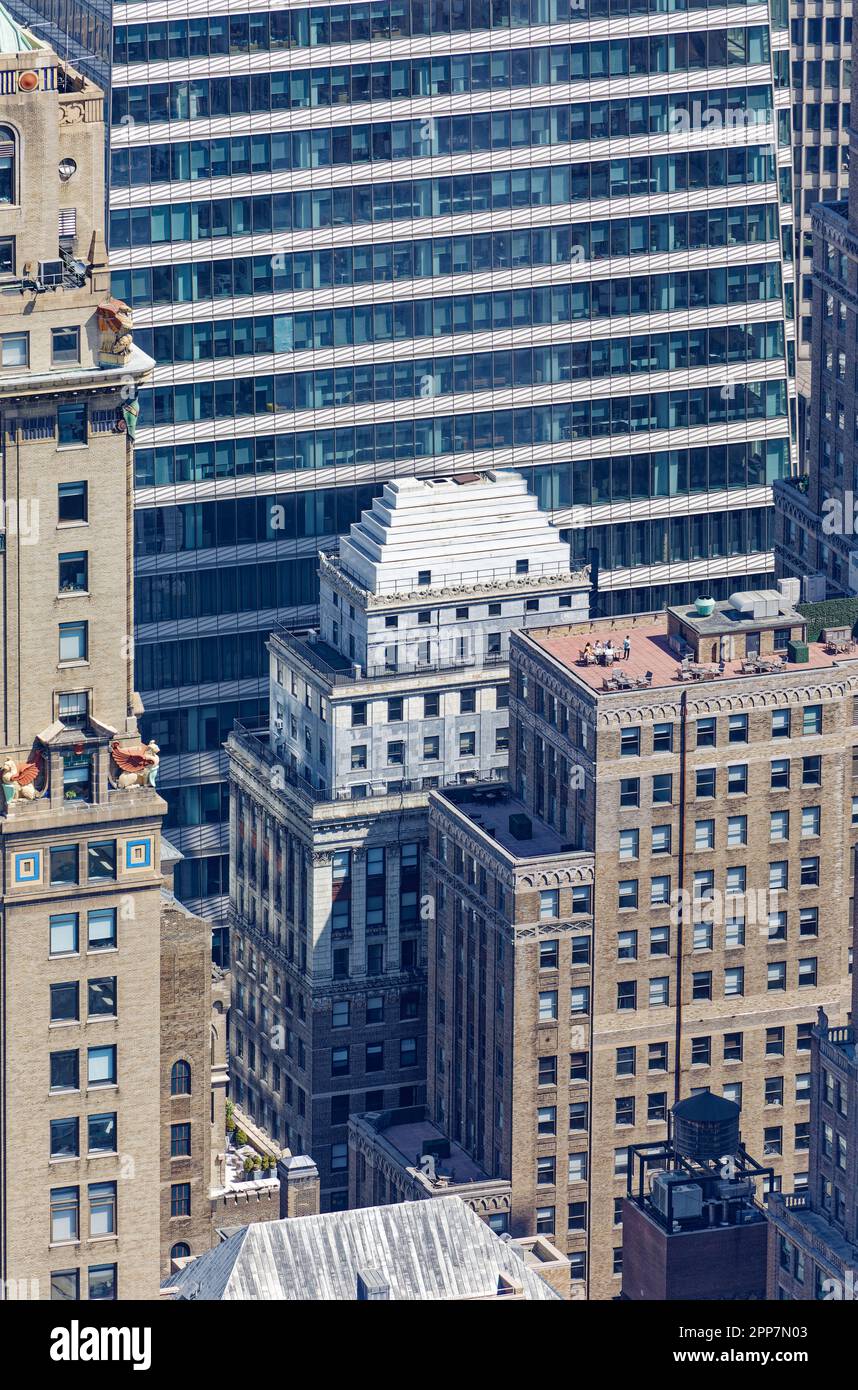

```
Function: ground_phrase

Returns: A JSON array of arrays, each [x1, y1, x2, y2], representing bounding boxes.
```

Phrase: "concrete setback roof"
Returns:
[[338, 469, 575, 595], [0, 3, 39, 52], [163, 1196, 561, 1301]]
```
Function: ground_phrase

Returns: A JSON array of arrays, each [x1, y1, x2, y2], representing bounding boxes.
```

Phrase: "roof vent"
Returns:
[[356, 1268, 390, 1301]]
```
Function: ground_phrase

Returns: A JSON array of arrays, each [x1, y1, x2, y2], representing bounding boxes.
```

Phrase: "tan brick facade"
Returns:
[[428, 608, 856, 1300]]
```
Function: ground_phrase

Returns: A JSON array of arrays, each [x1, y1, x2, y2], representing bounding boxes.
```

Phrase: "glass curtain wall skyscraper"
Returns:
[[14, 0, 796, 946], [788, 2, 851, 452]]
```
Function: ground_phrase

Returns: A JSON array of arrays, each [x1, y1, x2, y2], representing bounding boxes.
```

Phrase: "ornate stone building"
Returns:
[[0, 12, 170, 1300], [227, 471, 589, 1210], [427, 587, 856, 1298]]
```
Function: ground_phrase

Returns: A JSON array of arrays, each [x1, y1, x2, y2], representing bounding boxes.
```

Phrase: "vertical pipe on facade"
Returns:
[[673, 688, 688, 1106]]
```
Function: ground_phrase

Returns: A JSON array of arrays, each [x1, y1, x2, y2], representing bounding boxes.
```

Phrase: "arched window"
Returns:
[[170, 1059, 191, 1095], [170, 1243, 190, 1263], [0, 128, 16, 205]]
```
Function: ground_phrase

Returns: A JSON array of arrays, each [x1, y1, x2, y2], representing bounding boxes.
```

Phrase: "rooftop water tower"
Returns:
[[672, 1091, 741, 1166]]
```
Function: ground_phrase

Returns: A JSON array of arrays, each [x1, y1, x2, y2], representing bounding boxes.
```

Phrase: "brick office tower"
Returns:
[[766, 888, 858, 1299], [427, 587, 856, 1298], [227, 470, 589, 1210], [0, 13, 168, 1300]]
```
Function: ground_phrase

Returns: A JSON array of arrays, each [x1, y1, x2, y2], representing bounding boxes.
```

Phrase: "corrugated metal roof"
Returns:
[[164, 1197, 560, 1301]]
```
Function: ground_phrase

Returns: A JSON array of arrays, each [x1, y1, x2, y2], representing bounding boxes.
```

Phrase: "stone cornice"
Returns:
[[320, 551, 588, 611]]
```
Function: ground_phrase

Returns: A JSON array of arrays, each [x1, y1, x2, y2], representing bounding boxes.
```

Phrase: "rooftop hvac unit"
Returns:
[[802, 574, 827, 603], [650, 1173, 704, 1222], [777, 577, 801, 609], [508, 812, 532, 840], [728, 590, 779, 620], [38, 259, 64, 286]]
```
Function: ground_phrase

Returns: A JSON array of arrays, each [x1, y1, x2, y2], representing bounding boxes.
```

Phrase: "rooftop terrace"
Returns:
[[529, 619, 858, 695]]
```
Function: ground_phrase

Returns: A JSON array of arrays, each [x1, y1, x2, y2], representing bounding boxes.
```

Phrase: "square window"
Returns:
[[617, 930, 637, 960], [724, 1032, 743, 1061], [649, 1042, 668, 1072], [650, 926, 670, 956], [619, 828, 639, 860], [50, 844, 78, 887], [696, 718, 717, 747], [539, 889, 559, 920], [537, 1156, 555, 1185], [0, 331, 28, 366], [653, 722, 673, 752], [538, 1055, 557, 1086], [651, 824, 671, 855], [620, 728, 641, 757], [620, 777, 640, 808], [771, 709, 791, 738], [539, 940, 559, 970], [58, 621, 87, 663], [650, 876, 670, 906], [616, 1096, 635, 1126], [87, 1045, 116, 1087], [89, 1181, 116, 1237], [58, 481, 87, 523], [50, 1116, 79, 1159], [618, 880, 638, 911], [88, 978, 117, 1018], [537, 1105, 556, 1136], [766, 1027, 785, 1056], [57, 403, 87, 447], [50, 1049, 79, 1092], [50, 1186, 79, 1243], [770, 810, 789, 842], [696, 767, 716, 798], [568, 1201, 587, 1231], [49, 913, 78, 956], [770, 758, 790, 790], [694, 819, 714, 851], [88, 1113, 116, 1154], [538, 990, 558, 1022], [617, 981, 637, 1011], [616, 1046, 636, 1076], [87, 841, 116, 881], [50, 981, 79, 1023], [350, 745, 367, 770], [52, 327, 80, 366], [649, 976, 669, 1007], [652, 773, 673, 804], [88, 909, 116, 951]]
